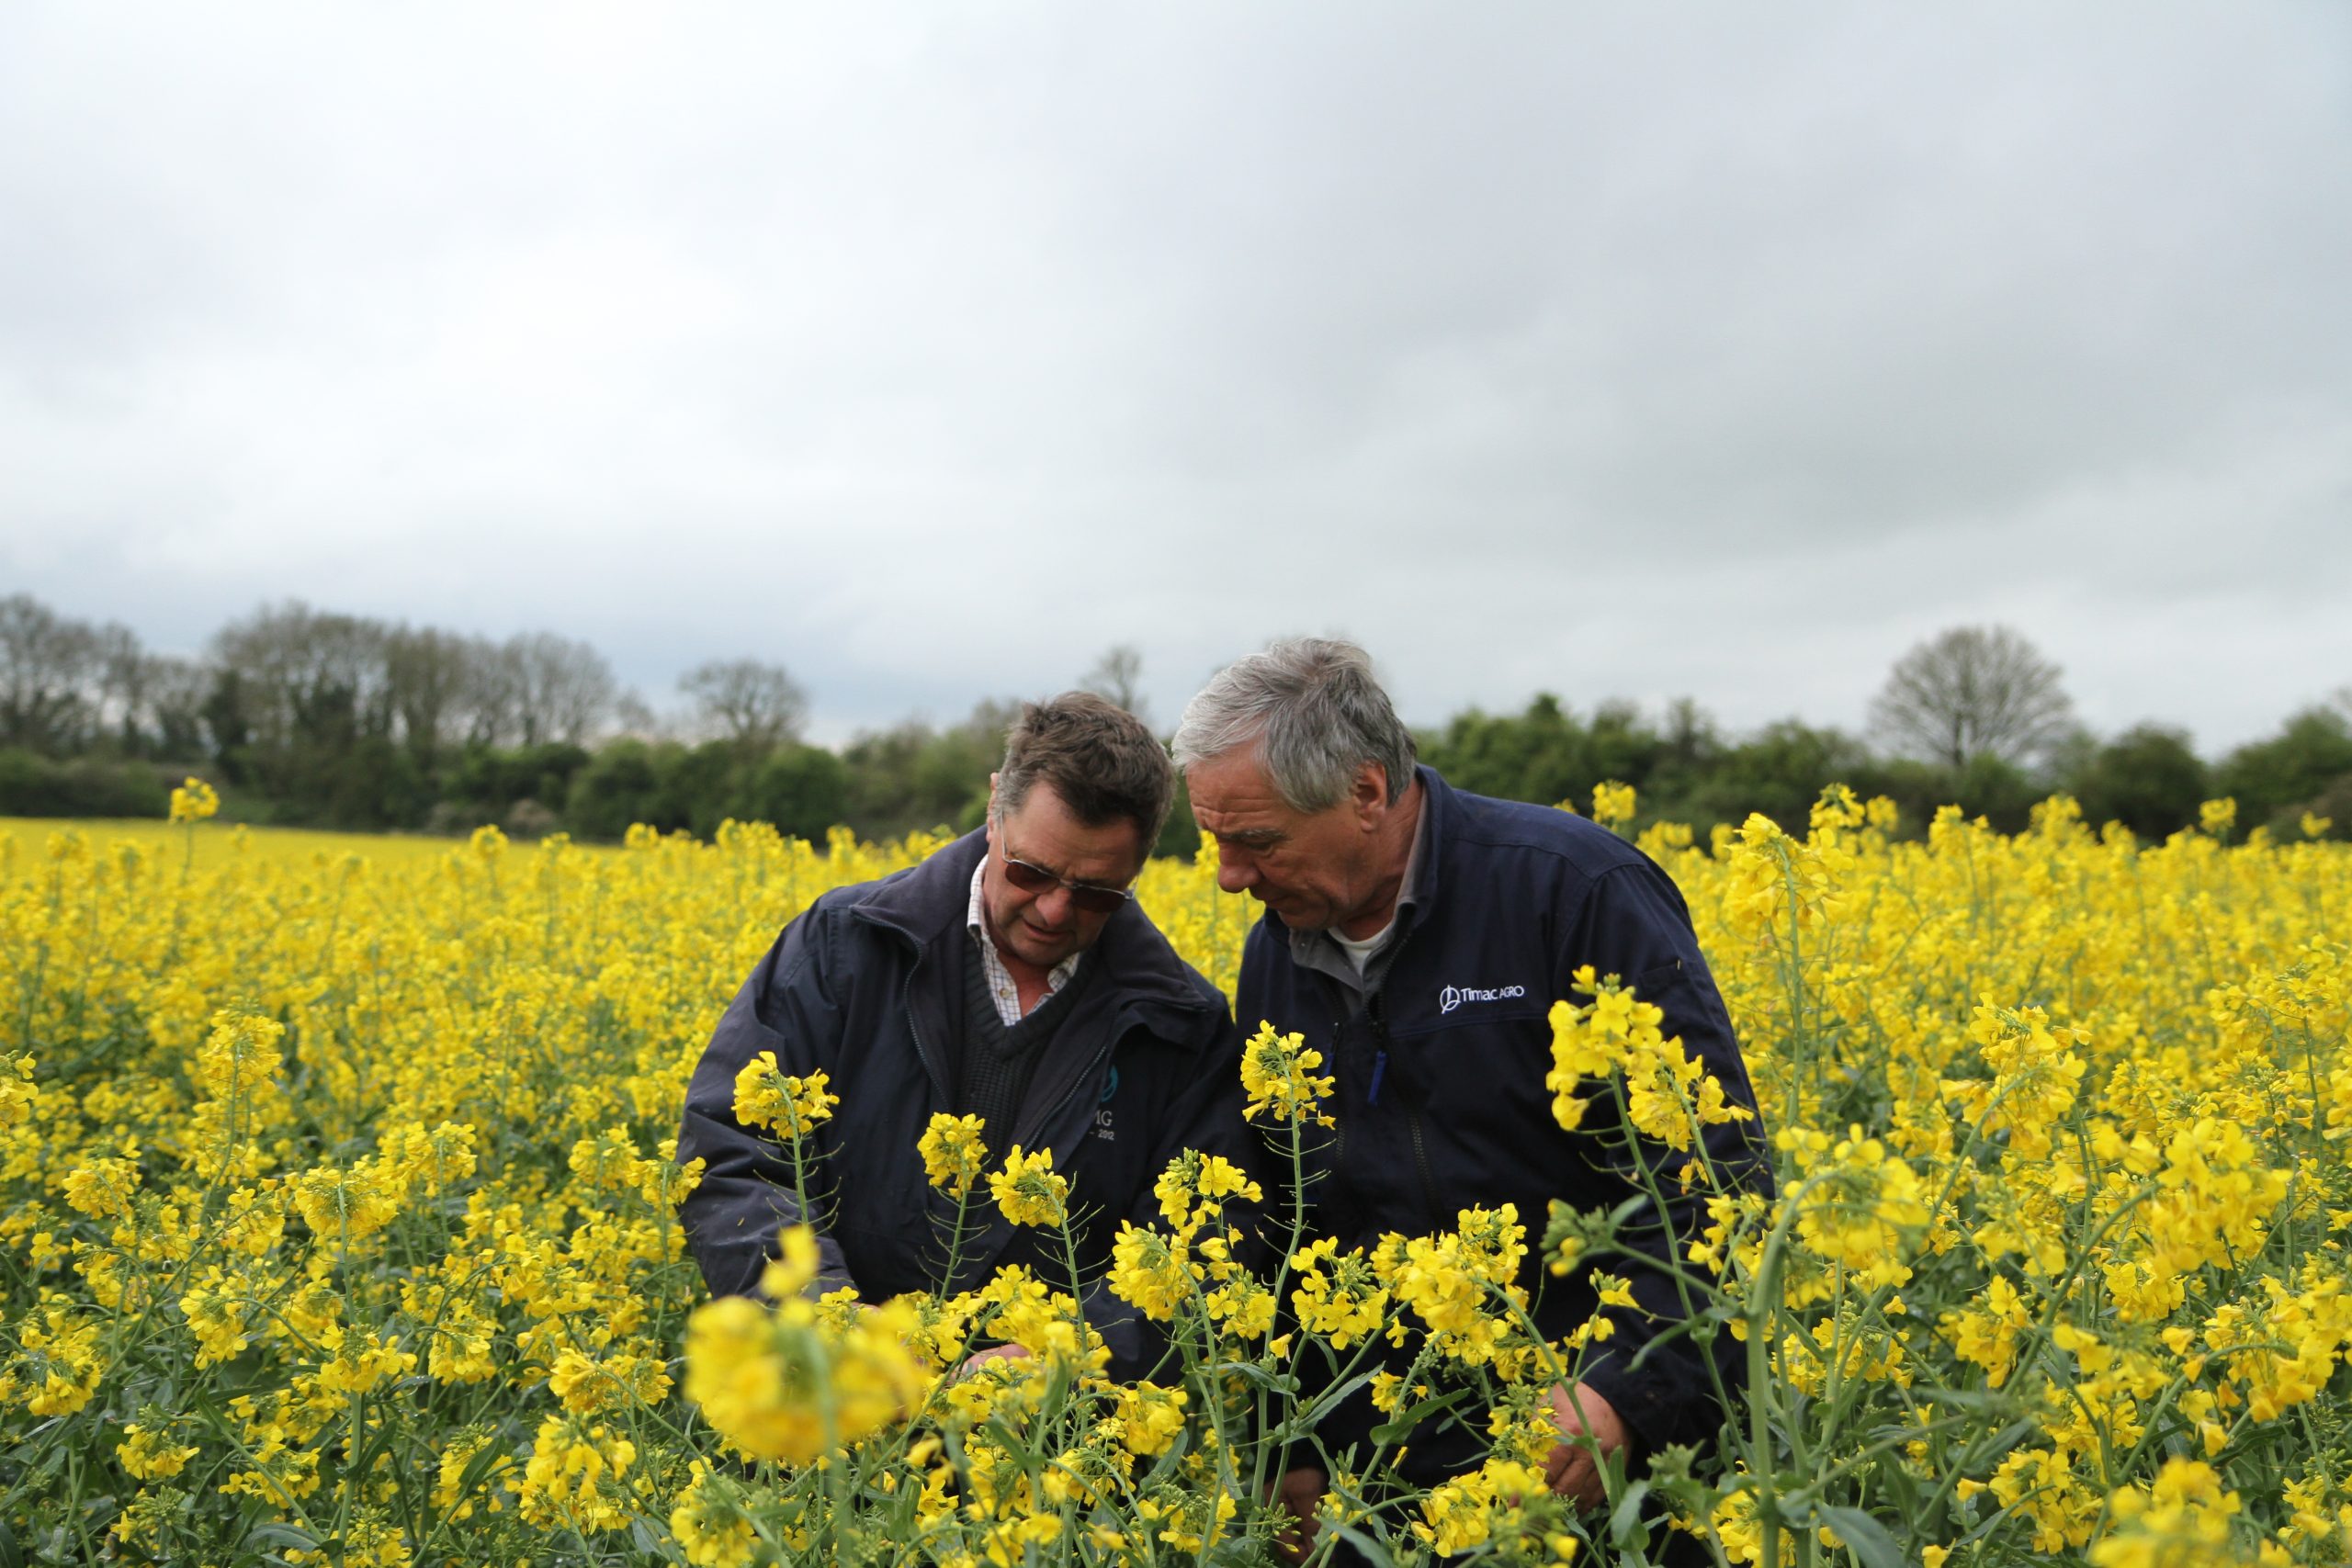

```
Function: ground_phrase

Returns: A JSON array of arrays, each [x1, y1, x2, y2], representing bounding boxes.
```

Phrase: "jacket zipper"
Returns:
[[1406, 1111, 1440, 1231], [1366, 981, 1443, 1231], [1363, 921, 1415, 1109], [900, 964, 949, 1105], [1315, 973, 1350, 1169]]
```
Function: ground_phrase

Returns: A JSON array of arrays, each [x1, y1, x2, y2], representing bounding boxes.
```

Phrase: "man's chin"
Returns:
[[1259, 894, 1318, 926], [1012, 931, 1080, 969]]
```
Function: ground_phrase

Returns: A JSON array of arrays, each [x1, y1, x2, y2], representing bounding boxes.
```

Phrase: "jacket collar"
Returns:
[[1406, 763, 1454, 921], [851, 829, 989, 947]]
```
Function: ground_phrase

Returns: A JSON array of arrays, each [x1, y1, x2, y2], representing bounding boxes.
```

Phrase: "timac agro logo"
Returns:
[[1439, 983, 1527, 1013]]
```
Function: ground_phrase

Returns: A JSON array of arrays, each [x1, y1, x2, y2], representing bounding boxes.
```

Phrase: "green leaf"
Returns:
[[1912, 1385, 2023, 1412], [1606, 1478, 1653, 1547], [245, 1522, 322, 1553], [1202, 1533, 1270, 1567], [1294, 1371, 1377, 1425], [1367, 1385, 1474, 1443], [1327, 1523, 1400, 1567], [1815, 1507, 1907, 1568], [1216, 1359, 1298, 1394], [451, 1427, 516, 1501], [1878, 1457, 1921, 1521]]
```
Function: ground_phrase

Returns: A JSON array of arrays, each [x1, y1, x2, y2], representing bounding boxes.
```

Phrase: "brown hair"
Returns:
[[997, 692, 1172, 849]]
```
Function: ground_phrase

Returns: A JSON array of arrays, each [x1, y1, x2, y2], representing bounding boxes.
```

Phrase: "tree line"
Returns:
[[4, 592, 2347, 848], [1428, 626, 2350, 842]]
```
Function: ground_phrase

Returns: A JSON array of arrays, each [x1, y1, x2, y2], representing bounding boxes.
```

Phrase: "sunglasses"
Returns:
[[994, 829, 1136, 915]]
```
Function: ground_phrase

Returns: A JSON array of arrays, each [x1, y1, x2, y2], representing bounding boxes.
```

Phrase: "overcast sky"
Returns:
[[4, 4, 2346, 752]]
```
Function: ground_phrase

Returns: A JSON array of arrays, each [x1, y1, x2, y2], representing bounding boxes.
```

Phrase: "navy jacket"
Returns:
[[676, 829, 1250, 1381], [1239, 767, 1772, 1461]]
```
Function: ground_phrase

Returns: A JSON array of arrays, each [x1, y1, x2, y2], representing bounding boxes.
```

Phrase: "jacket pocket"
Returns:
[[1632, 955, 1688, 1005]]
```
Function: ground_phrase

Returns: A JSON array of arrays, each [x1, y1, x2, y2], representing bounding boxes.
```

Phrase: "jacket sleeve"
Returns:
[[675, 899, 861, 1302], [1556, 859, 1776, 1456]]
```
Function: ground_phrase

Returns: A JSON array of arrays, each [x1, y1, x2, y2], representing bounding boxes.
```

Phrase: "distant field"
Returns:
[[0, 816, 580, 873], [6, 804, 2352, 1563]]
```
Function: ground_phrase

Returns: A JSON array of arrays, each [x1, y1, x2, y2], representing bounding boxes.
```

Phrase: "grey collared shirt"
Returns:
[[1288, 791, 1430, 1007]]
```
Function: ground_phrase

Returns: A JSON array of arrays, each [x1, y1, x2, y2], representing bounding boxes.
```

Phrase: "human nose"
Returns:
[[1215, 846, 1255, 895], [1031, 884, 1078, 926]]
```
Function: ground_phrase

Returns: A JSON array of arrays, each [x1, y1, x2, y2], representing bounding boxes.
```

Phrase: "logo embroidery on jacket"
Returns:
[[1439, 984, 1527, 1013], [1094, 1066, 1118, 1140]]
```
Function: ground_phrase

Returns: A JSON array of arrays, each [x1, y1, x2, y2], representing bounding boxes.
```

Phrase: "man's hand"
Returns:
[[1544, 1382, 1629, 1510], [1271, 1465, 1326, 1564], [954, 1343, 1032, 1380]]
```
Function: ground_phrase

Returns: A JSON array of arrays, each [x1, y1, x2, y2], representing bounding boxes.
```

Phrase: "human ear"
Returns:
[[1351, 761, 1387, 826]]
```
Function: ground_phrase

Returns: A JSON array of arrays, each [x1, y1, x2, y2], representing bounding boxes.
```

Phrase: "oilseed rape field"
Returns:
[[4, 785, 2349, 1567]]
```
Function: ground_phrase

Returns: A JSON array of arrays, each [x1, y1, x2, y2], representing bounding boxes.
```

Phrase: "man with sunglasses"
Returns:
[[677, 692, 1251, 1381]]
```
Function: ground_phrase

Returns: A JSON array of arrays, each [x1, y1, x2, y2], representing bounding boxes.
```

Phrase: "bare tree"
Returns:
[[1080, 643, 1148, 721], [609, 688, 671, 741], [958, 696, 1023, 751], [1660, 695, 1722, 769], [507, 632, 617, 746], [210, 601, 396, 748], [92, 622, 151, 751], [146, 655, 212, 761], [458, 636, 523, 748], [384, 625, 475, 756], [680, 658, 808, 750], [0, 593, 102, 751], [1870, 625, 2074, 768]]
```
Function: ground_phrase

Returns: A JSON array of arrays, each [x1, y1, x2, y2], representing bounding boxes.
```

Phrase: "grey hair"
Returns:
[[1172, 637, 1418, 811]]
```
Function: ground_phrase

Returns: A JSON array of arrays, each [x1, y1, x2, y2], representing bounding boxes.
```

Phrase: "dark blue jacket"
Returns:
[[1239, 767, 1772, 1461], [676, 829, 1250, 1381]]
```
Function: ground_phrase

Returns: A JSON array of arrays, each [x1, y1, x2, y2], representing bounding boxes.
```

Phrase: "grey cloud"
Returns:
[[3, 3, 2347, 760]]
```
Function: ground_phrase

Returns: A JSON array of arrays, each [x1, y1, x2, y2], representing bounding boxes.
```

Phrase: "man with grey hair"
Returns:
[[1176, 638, 1770, 1551]]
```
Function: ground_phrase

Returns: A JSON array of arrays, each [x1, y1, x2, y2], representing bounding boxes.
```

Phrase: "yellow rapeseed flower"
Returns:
[[730, 1054, 838, 1135], [168, 776, 220, 824], [1589, 781, 1637, 828], [7, 792, 2352, 1564], [2089, 1458, 2240, 1567], [119, 1421, 199, 1480], [988, 1145, 1068, 1229], [1238, 1021, 1336, 1127], [919, 1111, 989, 1198]]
